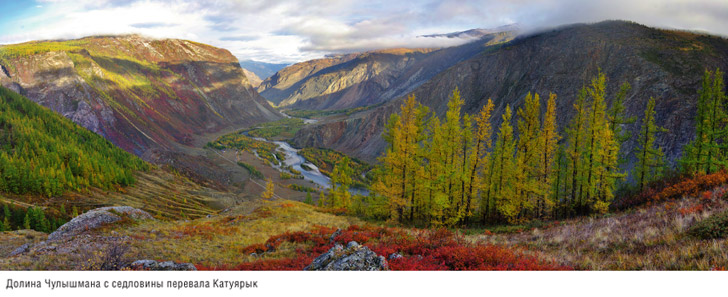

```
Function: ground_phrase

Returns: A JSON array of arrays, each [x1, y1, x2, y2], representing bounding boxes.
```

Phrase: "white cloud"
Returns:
[[1, 0, 727, 63]]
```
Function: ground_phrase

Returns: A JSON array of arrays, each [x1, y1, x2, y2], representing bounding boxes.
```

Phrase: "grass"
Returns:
[[279, 171, 302, 180], [475, 186, 728, 270], [94, 169, 227, 220], [459, 220, 562, 236], [283, 103, 383, 119], [115, 199, 362, 268], [237, 162, 263, 179], [4, 152, 728, 270], [206, 133, 280, 166], [197, 225, 570, 270], [287, 184, 319, 194], [0, 37, 182, 117], [298, 147, 371, 186], [5, 182, 728, 270], [0, 168, 228, 222], [246, 118, 304, 139]]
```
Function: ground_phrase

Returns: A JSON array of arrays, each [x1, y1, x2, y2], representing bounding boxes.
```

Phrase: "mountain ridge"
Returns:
[[0, 34, 281, 158], [292, 21, 728, 168], [258, 31, 515, 109]]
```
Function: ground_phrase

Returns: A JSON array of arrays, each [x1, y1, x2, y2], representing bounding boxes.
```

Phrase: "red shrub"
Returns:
[[654, 171, 728, 203], [678, 204, 705, 216], [618, 171, 728, 210], [202, 225, 571, 271], [240, 244, 267, 255]]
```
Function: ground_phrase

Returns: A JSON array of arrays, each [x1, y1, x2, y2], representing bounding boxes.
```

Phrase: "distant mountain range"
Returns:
[[257, 31, 515, 109], [238, 59, 289, 81]]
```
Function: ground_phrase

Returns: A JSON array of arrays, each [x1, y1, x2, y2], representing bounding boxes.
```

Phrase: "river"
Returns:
[[247, 114, 369, 195]]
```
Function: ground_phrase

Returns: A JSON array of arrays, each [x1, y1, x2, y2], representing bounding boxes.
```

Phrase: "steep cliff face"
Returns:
[[242, 68, 263, 87], [290, 105, 395, 163], [257, 53, 359, 105], [0, 35, 281, 157], [258, 31, 514, 110], [293, 21, 728, 169]]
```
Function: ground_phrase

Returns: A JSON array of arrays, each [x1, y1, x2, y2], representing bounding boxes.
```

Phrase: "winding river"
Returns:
[[247, 113, 369, 195], [257, 136, 331, 189]]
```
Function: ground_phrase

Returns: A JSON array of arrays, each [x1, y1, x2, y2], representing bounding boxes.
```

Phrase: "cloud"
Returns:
[[2, 0, 727, 64], [220, 35, 259, 41], [130, 22, 176, 29]]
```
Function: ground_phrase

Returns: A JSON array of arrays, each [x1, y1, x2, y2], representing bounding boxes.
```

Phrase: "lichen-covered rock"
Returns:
[[48, 206, 153, 241], [8, 244, 30, 257], [388, 253, 403, 260], [127, 260, 197, 271], [304, 241, 388, 271]]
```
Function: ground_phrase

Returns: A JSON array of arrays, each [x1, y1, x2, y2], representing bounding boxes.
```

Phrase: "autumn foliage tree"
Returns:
[[634, 97, 666, 191], [0, 87, 148, 197], [327, 157, 353, 209], [681, 69, 727, 175], [369, 72, 668, 226], [537, 93, 560, 218], [261, 178, 275, 200], [371, 94, 429, 223]]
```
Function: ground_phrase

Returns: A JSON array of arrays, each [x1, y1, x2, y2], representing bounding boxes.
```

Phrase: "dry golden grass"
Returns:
[[1, 168, 236, 222], [87, 169, 234, 219], [117, 199, 363, 267], [473, 189, 728, 270], [0, 230, 47, 257]]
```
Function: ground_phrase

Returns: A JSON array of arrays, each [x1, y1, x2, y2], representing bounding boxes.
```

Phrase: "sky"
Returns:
[[1, 0, 727, 64]]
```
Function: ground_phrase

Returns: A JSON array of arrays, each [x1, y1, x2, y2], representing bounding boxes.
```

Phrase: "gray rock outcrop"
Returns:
[[48, 206, 153, 241], [126, 260, 197, 271], [8, 244, 30, 257], [304, 241, 388, 271]]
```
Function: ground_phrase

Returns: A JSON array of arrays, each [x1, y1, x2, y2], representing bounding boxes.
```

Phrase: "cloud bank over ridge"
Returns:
[[1, 0, 726, 63]]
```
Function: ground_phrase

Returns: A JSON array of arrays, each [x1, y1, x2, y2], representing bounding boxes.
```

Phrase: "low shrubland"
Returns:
[[197, 225, 570, 271], [480, 183, 728, 270]]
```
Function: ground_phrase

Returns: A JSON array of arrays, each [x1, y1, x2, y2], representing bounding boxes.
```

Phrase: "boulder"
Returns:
[[48, 206, 153, 241], [388, 253, 403, 260], [127, 260, 197, 271], [304, 241, 388, 271]]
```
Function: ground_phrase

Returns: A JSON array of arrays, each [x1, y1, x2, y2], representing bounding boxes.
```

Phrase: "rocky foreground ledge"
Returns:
[[305, 241, 389, 271]]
